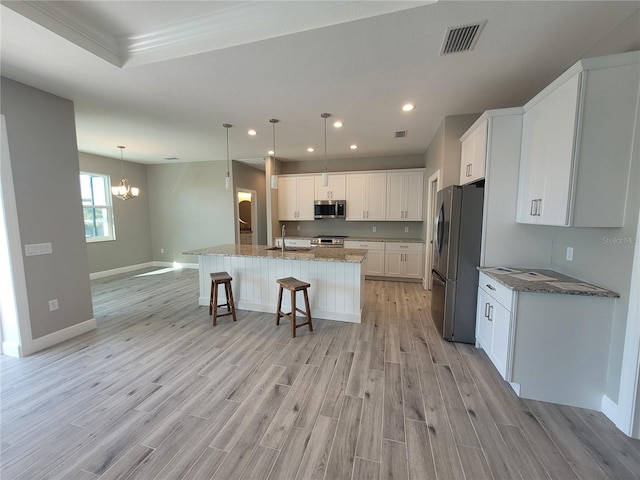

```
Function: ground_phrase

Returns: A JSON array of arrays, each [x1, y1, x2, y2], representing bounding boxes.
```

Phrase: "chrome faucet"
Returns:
[[281, 224, 286, 253]]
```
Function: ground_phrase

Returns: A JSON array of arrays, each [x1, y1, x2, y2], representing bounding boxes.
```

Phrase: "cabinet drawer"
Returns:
[[478, 272, 513, 310], [344, 240, 384, 250], [385, 242, 423, 252]]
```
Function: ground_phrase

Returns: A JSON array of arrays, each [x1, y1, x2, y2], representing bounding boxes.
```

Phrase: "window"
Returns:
[[80, 172, 115, 242]]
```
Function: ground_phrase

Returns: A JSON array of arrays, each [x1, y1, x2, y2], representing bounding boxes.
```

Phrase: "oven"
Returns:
[[310, 235, 347, 248]]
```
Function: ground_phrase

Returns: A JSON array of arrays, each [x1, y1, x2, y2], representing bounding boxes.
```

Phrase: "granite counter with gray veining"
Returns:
[[479, 267, 619, 298], [184, 244, 367, 264]]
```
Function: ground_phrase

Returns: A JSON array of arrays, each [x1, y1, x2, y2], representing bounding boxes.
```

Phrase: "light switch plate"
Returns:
[[25, 242, 53, 256], [566, 247, 574, 261], [49, 299, 59, 311]]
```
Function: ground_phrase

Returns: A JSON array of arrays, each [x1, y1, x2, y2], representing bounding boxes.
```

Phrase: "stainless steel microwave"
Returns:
[[314, 200, 346, 219]]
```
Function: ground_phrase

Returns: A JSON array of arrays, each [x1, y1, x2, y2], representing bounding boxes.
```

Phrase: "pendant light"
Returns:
[[321, 113, 330, 187], [111, 145, 139, 200], [269, 118, 279, 189], [223, 123, 232, 190]]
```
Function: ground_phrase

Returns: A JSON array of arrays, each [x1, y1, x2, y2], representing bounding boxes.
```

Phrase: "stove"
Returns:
[[310, 235, 348, 248]]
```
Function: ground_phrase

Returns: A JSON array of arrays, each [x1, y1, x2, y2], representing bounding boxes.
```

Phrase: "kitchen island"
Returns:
[[184, 244, 367, 323]]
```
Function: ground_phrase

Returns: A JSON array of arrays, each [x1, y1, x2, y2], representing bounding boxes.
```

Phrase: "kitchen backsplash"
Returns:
[[281, 219, 424, 240]]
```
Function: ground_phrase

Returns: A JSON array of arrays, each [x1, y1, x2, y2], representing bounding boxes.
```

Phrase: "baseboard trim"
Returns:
[[601, 394, 629, 435], [28, 318, 97, 355], [1, 341, 22, 358], [90, 261, 198, 279]]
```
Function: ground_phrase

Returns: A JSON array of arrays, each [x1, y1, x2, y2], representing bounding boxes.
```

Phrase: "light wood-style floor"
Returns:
[[1, 267, 639, 480]]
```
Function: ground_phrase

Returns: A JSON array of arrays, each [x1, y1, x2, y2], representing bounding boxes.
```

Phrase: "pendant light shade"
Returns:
[[269, 118, 279, 190], [321, 113, 330, 187], [223, 123, 232, 190], [112, 145, 139, 200]]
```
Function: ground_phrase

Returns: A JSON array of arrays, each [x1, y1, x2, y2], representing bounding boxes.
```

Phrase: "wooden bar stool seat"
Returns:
[[276, 277, 313, 338], [209, 271, 237, 326]]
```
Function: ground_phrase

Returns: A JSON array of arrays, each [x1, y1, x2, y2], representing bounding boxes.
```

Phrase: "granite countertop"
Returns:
[[479, 267, 619, 298], [184, 244, 367, 264]]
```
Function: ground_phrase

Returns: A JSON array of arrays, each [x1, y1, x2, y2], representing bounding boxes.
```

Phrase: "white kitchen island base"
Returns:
[[189, 245, 366, 323]]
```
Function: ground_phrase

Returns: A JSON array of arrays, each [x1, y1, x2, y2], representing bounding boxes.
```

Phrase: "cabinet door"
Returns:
[[366, 173, 387, 220], [296, 176, 316, 220], [329, 174, 346, 199], [489, 300, 512, 380], [404, 171, 424, 221], [384, 251, 403, 277], [517, 73, 580, 226], [365, 250, 385, 276], [385, 172, 405, 220], [470, 122, 487, 182], [277, 177, 298, 221], [475, 287, 493, 352], [346, 174, 367, 220], [403, 250, 423, 278]]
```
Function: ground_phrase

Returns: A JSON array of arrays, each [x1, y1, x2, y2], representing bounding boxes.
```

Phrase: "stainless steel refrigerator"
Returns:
[[431, 184, 484, 343]]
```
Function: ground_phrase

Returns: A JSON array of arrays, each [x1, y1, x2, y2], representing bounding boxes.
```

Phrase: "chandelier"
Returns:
[[111, 145, 139, 200]]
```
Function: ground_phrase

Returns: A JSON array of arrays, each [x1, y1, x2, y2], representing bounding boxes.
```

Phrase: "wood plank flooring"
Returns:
[[1, 266, 639, 479]]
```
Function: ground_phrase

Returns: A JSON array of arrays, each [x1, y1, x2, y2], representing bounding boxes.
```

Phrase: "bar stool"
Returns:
[[209, 271, 237, 326], [276, 277, 313, 338]]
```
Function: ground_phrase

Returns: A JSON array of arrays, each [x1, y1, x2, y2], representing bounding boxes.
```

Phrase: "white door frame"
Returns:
[[424, 170, 441, 290], [235, 187, 258, 245]]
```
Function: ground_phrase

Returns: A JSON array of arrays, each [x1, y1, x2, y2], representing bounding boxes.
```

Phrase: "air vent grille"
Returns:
[[441, 21, 485, 55], [395, 130, 408, 138]]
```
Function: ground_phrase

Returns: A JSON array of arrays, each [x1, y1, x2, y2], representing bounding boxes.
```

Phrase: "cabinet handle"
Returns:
[[366, 211, 369, 219], [484, 302, 490, 318], [488, 305, 494, 321], [530, 199, 536, 216], [486, 284, 496, 291], [363, 210, 366, 219], [536, 199, 542, 216]]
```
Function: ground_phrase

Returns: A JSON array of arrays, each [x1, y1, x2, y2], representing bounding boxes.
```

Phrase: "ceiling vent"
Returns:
[[441, 21, 486, 55], [395, 130, 408, 138]]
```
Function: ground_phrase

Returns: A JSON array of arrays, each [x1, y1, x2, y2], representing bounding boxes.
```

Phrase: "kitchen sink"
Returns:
[[265, 247, 312, 252]]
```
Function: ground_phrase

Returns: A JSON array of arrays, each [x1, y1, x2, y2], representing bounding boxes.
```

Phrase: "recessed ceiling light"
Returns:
[[333, 121, 343, 128], [268, 149, 275, 155], [402, 103, 415, 112], [307, 147, 315, 153], [350, 144, 358, 150], [248, 129, 257, 136]]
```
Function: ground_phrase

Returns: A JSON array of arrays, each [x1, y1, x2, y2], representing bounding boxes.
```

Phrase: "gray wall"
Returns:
[[79, 152, 153, 273], [147, 161, 235, 264], [1, 77, 93, 339], [232, 160, 267, 245]]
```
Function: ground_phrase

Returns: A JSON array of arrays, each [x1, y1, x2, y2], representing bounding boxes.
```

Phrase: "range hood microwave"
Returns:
[[314, 200, 346, 219]]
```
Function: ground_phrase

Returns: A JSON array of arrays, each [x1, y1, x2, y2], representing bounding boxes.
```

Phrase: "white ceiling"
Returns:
[[1, 1, 639, 166]]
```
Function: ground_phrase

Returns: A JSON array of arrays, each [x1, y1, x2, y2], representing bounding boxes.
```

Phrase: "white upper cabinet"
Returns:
[[459, 119, 487, 185], [314, 174, 346, 200], [346, 172, 387, 221], [385, 170, 424, 221], [517, 52, 639, 227], [277, 175, 315, 221]]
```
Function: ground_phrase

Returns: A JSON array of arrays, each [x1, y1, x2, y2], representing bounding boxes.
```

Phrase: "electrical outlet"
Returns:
[[372, 226, 376, 232], [566, 247, 574, 261], [404, 227, 409, 233], [160, 248, 164, 254], [48, 299, 59, 311], [297, 225, 301, 231]]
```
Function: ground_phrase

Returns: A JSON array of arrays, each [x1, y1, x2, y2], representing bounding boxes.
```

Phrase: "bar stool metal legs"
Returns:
[[276, 277, 313, 338], [209, 271, 237, 326]]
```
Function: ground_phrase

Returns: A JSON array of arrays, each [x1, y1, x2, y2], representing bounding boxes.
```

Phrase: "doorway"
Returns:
[[424, 170, 440, 290], [236, 188, 257, 245]]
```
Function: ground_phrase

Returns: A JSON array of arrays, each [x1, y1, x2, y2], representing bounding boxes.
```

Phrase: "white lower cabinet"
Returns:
[[344, 240, 385, 276], [475, 271, 616, 410], [384, 242, 423, 279], [476, 273, 513, 380]]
